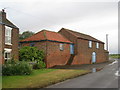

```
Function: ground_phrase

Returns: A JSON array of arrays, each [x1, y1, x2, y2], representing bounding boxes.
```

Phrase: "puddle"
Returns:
[[115, 70, 120, 76], [92, 68, 103, 73], [92, 68, 96, 72]]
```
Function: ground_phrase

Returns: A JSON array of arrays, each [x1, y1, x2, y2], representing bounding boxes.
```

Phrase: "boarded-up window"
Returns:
[[60, 43, 64, 51]]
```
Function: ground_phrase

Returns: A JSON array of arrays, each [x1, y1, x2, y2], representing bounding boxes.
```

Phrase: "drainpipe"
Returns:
[[106, 34, 108, 51]]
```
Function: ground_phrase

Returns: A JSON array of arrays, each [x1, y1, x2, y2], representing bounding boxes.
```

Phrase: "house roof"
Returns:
[[2, 18, 18, 28], [0, 10, 18, 28], [20, 30, 73, 44], [60, 28, 104, 44]]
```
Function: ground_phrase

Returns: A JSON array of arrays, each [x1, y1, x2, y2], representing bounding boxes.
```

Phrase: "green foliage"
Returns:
[[19, 31, 35, 40], [33, 61, 46, 69], [38, 61, 46, 68], [33, 63, 41, 69], [2, 61, 32, 76], [19, 46, 44, 61], [109, 54, 120, 59], [19, 46, 46, 69]]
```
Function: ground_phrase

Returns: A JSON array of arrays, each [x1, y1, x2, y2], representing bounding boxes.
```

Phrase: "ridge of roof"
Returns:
[[61, 28, 104, 43]]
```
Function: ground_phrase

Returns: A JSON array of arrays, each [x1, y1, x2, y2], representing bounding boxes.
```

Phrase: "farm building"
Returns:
[[20, 28, 109, 68], [20, 30, 73, 67]]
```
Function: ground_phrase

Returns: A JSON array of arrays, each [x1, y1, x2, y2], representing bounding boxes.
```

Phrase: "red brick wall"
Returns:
[[1, 24, 19, 63], [59, 29, 109, 65], [21, 41, 47, 53], [59, 29, 78, 54], [46, 41, 71, 68], [72, 39, 108, 65], [20, 41, 71, 68], [11, 28, 19, 61], [0, 24, 3, 64]]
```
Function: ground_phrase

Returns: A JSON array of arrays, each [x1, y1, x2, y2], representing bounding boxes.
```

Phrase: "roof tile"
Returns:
[[61, 28, 104, 43], [20, 30, 72, 43]]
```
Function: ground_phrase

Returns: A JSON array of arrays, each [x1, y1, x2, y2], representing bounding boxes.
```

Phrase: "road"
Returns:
[[47, 59, 119, 88]]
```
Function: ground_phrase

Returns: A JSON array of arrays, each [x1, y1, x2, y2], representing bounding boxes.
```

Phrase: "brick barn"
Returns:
[[20, 30, 73, 68], [0, 10, 19, 64], [20, 28, 109, 68], [59, 28, 109, 65]]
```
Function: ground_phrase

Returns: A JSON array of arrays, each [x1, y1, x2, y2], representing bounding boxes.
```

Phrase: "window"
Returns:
[[70, 44, 74, 54], [96, 42, 99, 48], [60, 43, 64, 51], [4, 48, 12, 61], [88, 41, 92, 48], [5, 26, 12, 45], [30, 43, 35, 47]]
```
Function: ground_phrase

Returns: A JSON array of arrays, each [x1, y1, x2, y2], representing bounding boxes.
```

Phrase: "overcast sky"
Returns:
[[0, 0, 118, 54]]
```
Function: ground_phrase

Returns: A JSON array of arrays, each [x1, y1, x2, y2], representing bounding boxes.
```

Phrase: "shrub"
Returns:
[[32, 61, 46, 69], [33, 63, 41, 69], [19, 46, 46, 69], [19, 46, 44, 62], [2, 61, 32, 76], [38, 61, 46, 68]]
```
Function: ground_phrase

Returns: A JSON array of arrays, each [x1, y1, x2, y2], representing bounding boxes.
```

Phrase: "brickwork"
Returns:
[[0, 10, 19, 64], [11, 28, 19, 61], [59, 28, 109, 65], [72, 39, 107, 65], [0, 25, 3, 64], [46, 41, 70, 67], [20, 41, 71, 68]]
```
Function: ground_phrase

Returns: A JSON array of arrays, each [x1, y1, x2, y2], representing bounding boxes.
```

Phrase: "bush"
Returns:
[[33, 63, 41, 69], [19, 46, 44, 62], [39, 61, 46, 68], [33, 61, 46, 69], [2, 61, 32, 76], [19, 46, 46, 69]]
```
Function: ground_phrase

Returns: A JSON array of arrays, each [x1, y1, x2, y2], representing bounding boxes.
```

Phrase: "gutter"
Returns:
[[20, 39, 73, 44]]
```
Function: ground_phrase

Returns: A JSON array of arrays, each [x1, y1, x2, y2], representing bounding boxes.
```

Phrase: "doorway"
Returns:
[[92, 52, 96, 63]]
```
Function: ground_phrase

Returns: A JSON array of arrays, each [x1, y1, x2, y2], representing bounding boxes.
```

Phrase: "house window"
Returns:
[[4, 48, 12, 61], [88, 41, 92, 48], [5, 26, 12, 45], [96, 42, 99, 48], [60, 43, 64, 51], [30, 43, 35, 47]]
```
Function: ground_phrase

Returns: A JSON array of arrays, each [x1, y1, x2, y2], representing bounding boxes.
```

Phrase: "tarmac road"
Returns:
[[47, 59, 119, 88]]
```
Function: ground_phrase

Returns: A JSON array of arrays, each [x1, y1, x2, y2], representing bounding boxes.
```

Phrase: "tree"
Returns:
[[19, 31, 35, 40]]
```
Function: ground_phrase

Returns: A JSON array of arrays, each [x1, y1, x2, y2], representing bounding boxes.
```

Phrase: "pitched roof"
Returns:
[[60, 28, 104, 43], [20, 30, 73, 44], [2, 18, 18, 28], [0, 11, 18, 28]]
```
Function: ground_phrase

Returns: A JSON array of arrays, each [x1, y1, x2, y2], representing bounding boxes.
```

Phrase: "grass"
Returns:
[[2, 69, 90, 88], [109, 54, 120, 59]]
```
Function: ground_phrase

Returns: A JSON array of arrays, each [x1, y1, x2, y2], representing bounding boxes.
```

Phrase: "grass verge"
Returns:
[[2, 69, 90, 88]]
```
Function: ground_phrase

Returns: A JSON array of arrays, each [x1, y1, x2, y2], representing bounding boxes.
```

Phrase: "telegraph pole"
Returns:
[[106, 34, 108, 51]]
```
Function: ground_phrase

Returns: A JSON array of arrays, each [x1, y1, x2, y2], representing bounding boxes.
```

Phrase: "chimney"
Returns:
[[1, 9, 6, 19]]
